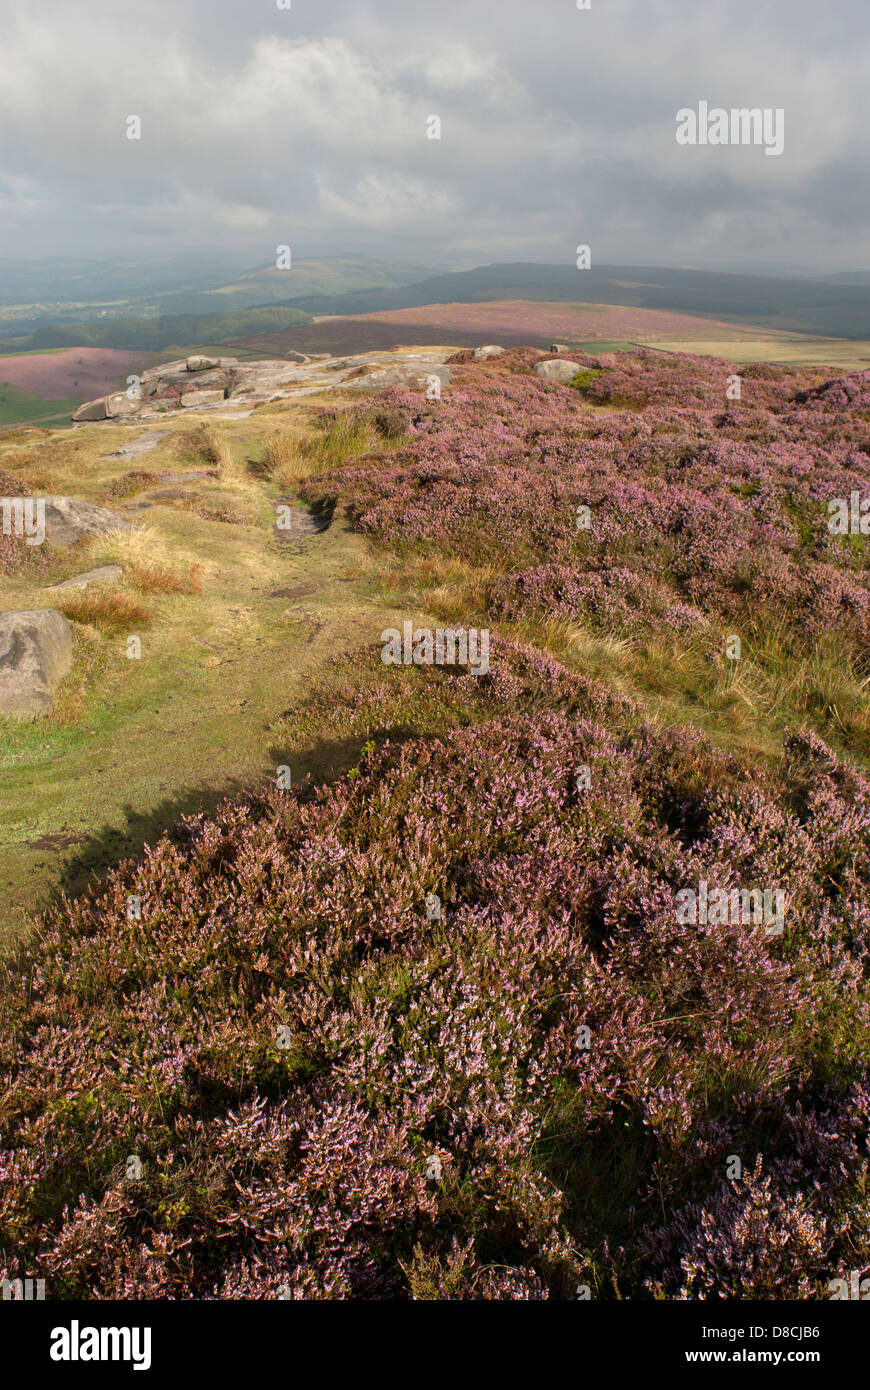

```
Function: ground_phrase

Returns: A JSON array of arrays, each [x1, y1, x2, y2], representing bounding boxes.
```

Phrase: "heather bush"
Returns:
[[2, 639, 869, 1299], [300, 349, 870, 748]]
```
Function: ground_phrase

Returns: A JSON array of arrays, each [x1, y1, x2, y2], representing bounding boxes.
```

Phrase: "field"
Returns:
[[2, 345, 870, 1300], [0, 382, 85, 426], [0, 346, 146, 403]]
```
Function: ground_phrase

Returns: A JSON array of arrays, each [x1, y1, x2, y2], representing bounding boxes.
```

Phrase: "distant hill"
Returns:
[[156, 254, 437, 317], [822, 271, 870, 286], [280, 262, 870, 339], [229, 298, 790, 360], [0, 253, 437, 328], [0, 304, 313, 354]]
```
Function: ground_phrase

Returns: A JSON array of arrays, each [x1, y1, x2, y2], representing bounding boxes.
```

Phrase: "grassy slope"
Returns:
[[3, 355, 868, 942], [0, 403, 418, 940], [0, 382, 81, 425]]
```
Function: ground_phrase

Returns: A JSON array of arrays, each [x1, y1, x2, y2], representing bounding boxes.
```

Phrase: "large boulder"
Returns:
[[106, 391, 142, 419], [72, 392, 141, 422], [0, 610, 74, 719], [473, 345, 504, 360], [72, 397, 111, 423], [535, 359, 582, 384], [140, 359, 237, 397], [40, 497, 133, 548]]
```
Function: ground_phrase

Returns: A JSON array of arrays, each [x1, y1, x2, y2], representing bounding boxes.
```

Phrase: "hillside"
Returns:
[[233, 298, 829, 362], [1, 344, 870, 1298], [280, 262, 870, 340]]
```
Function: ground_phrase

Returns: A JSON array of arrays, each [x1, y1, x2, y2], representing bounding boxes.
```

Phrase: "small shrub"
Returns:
[[569, 368, 605, 394], [102, 470, 157, 501]]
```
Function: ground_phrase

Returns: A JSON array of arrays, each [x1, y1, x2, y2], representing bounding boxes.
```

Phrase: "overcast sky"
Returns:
[[0, 0, 867, 276]]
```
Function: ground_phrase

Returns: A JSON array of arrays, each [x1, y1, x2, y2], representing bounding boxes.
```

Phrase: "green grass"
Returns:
[[0, 382, 80, 425], [0, 407, 432, 940]]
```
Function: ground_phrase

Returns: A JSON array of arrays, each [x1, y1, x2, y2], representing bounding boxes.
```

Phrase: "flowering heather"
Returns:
[[4, 347, 870, 1301], [2, 638, 869, 1299], [301, 350, 870, 658]]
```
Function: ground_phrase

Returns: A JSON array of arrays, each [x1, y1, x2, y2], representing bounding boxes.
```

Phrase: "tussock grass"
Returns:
[[264, 412, 400, 492], [173, 424, 226, 468], [55, 588, 153, 633], [83, 524, 203, 595]]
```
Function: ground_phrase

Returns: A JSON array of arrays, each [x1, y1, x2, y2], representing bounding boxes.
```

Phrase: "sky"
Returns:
[[0, 0, 867, 277]]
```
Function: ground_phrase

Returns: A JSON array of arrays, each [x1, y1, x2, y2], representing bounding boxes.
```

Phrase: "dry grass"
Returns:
[[126, 560, 203, 594], [55, 588, 153, 633], [263, 432, 309, 490], [263, 411, 398, 492], [173, 424, 226, 468], [83, 523, 203, 594]]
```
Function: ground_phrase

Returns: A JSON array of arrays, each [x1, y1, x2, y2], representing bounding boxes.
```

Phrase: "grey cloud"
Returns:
[[0, 0, 866, 273]]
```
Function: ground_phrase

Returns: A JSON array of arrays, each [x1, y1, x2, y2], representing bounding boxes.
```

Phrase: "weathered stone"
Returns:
[[0, 609, 74, 719], [535, 359, 582, 384], [186, 355, 221, 372], [343, 364, 380, 380], [176, 369, 231, 392], [341, 364, 452, 392], [73, 391, 142, 421], [473, 345, 504, 360], [72, 396, 111, 422], [550, 343, 571, 354], [283, 351, 309, 363], [40, 497, 133, 548], [44, 565, 124, 593], [180, 389, 226, 408], [106, 430, 168, 460], [105, 392, 142, 419]]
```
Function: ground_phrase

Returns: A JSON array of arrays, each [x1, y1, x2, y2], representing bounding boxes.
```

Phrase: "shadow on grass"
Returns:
[[47, 780, 251, 909], [27, 726, 394, 931]]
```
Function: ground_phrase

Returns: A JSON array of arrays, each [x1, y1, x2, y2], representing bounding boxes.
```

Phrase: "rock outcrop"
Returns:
[[0, 610, 74, 719], [341, 364, 453, 392], [180, 388, 226, 408], [535, 359, 581, 384], [71, 348, 456, 425], [39, 498, 133, 548]]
